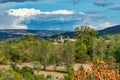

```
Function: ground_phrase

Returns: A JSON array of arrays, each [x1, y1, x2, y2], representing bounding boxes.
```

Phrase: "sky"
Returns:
[[0, 0, 120, 31]]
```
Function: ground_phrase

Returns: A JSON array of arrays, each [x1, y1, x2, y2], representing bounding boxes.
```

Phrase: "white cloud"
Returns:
[[43, 10, 74, 14], [99, 22, 117, 29], [0, 8, 75, 29], [0, 9, 27, 29], [8, 8, 41, 18], [11, 18, 28, 29], [8, 8, 74, 17], [0, 8, 115, 30]]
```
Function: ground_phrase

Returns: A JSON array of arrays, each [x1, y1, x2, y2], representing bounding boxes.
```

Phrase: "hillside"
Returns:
[[0, 29, 66, 40], [0, 25, 120, 40], [55, 25, 120, 38], [98, 25, 120, 36]]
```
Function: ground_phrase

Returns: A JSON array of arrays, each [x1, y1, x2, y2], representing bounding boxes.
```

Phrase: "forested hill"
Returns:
[[0, 29, 66, 40], [98, 25, 120, 36], [52, 25, 120, 38], [0, 25, 120, 40]]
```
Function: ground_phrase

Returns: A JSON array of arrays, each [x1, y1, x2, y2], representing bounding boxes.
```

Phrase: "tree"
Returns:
[[75, 43, 88, 63], [31, 39, 54, 70], [75, 26, 97, 62], [92, 37, 107, 61], [63, 41, 75, 72], [114, 40, 120, 63]]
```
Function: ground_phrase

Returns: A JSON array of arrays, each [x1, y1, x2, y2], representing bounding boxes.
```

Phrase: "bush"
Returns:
[[35, 74, 44, 80], [20, 66, 34, 74], [0, 58, 8, 65], [10, 63, 20, 72], [46, 75, 59, 80], [0, 69, 23, 80], [64, 68, 74, 80], [23, 72, 35, 80], [76, 54, 90, 63], [32, 61, 41, 71], [0, 53, 8, 65], [46, 75, 52, 79], [20, 66, 35, 80]]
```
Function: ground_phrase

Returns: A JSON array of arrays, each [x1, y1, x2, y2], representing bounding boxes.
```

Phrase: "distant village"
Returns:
[[53, 36, 76, 44]]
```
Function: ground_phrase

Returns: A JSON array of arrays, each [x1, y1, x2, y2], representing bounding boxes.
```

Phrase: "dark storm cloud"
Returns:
[[0, 0, 37, 3], [109, 7, 120, 11]]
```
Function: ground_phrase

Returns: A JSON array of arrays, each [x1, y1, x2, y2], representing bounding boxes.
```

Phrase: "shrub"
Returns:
[[64, 68, 74, 80], [23, 72, 35, 80], [0, 69, 23, 80], [0, 58, 8, 65], [20, 66, 34, 74], [46, 75, 52, 79], [35, 74, 44, 80], [32, 61, 41, 71], [10, 63, 20, 72], [0, 53, 8, 65]]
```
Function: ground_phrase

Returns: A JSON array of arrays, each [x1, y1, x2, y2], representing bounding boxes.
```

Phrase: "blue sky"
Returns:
[[0, 0, 120, 30]]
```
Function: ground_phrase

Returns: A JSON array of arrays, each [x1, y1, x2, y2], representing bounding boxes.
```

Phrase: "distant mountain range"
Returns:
[[0, 25, 120, 40], [0, 29, 66, 40], [52, 25, 120, 38]]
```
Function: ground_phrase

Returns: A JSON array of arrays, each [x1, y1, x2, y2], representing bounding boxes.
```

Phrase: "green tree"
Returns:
[[31, 39, 54, 70], [63, 41, 75, 72], [114, 40, 120, 62], [92, 37, 107, 61], [75, 26, 97, 62]]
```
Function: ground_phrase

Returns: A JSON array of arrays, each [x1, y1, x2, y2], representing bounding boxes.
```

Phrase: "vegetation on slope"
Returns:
[[0, 26, 120, 80]]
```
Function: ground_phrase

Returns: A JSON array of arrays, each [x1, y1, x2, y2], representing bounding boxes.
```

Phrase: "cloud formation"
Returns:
[[0, 8, 75, 29], [0, 8, 116, 30], [0, 9, 27, 29], [0, 0, 37, 3], [8, 8, 41, 17], [8, 8, 74, 17]]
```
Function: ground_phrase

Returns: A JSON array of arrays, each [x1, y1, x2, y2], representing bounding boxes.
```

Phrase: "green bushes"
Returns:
[[64, 70, 74, 80], [0, 53, 8, 65], [32, 61, 41, 71], [0, 57, 8, 65], [23, 72, 35, 80], [0, 69, 23, 80], [0, 68, 62, 80], [10, 63, 36, 80], [35, 74, 44, 80], [20, 66, 34, 74]]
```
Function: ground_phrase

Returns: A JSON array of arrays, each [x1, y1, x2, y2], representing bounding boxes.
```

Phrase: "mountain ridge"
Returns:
[[0, 25, 120, 40]]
